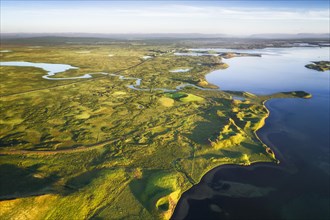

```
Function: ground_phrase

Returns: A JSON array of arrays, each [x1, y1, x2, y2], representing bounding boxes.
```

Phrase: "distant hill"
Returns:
[[0, 33, 230, 39], [249, 33, 330, 39]]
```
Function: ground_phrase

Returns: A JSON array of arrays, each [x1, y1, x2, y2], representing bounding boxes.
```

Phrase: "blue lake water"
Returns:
[[206, 47, 329, 95], [173, 47, 330, 220], [0, 61, 92, 80]]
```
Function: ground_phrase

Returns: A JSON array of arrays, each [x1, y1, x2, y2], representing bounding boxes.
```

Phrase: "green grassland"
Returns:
[[0, 41, 311, 219]]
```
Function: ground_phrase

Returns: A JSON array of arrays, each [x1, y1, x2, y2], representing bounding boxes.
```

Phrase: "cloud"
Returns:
[[2, 3, 329, 20], [100, 4, 329, 21], [1, 2, 329, 34]]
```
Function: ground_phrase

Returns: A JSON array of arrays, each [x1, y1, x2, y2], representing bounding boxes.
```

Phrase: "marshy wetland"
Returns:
[[0, 38, 329, 220]]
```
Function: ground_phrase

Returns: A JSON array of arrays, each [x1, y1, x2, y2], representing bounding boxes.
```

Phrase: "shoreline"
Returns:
[[171, 97, 280, 219], [172, 93, 329, 220], [254, 100, 279, 163], [170, 50, 315, 218]]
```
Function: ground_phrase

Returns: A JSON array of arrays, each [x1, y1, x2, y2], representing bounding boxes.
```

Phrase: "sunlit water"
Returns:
[[173, 47, 330, 220], [170, 68, 191, 73], [0, 61, 92, 80], [206, 47, 329, 94]]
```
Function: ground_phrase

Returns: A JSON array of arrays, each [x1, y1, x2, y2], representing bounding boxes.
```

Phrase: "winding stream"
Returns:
[[0, 61, 216, 92]]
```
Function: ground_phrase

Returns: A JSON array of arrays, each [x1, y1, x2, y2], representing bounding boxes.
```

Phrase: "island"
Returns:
[[305, 61, 330, 72]]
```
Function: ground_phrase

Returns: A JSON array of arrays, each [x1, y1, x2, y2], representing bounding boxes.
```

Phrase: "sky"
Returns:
[[1, 0, 329, 35]]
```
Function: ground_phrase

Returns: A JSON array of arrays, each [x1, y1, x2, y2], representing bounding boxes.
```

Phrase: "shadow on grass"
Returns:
[[129, 170, 174, 212], [0, 164, 60, 200], [221, 149, 243, 158], [63, 169, 103, 195], [240, 142, 265, 155], [186, 104, 230, 145]]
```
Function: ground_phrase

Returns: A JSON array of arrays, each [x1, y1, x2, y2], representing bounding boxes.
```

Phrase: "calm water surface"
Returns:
[[173, 47, 330, 220], [0, 61, 92, 80]]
